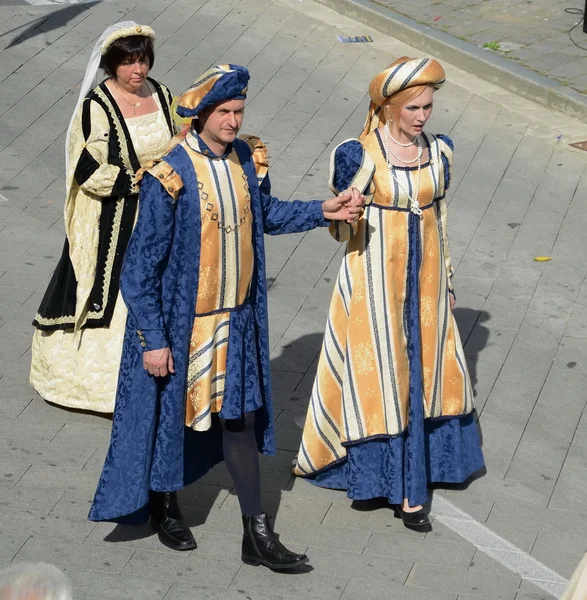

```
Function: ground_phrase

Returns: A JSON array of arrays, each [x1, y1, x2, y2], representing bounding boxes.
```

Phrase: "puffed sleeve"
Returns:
[[239, 134, 271, 195], [328, 139, 374, 242], [73, 98, 134, 198], [436, 134, 455, 297], [120, 164, 182, 352]]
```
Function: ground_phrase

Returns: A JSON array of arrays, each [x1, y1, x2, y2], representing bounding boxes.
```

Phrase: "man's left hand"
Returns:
[[322, 187, 364, 223]]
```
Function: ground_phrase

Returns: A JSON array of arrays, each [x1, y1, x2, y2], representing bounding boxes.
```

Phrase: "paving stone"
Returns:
[[0, 535, 29, 563], [0, 484, 62, 515], [65, 569, 173, 600], [321, 498, 410, 535], [49, 490, 95, 520], [221, 490, 332, 525], [164, 582, 298, 600], [549, 462, 587, 514], [122, 549, 241, 588], [306, 546, 414, 583], [273, 409, 305, 452], [530, 528, 587, 579], [406, 561, 522, 599], [17, 463, 101, 494], [14, 536, 133, 574], [271, 517, 372, 553], [342, 577, 458, 600], [86, 520, 204, 555], [364, 530, 476, 568], [515, 580, 560, 600], [286, 474, 354, 503], [553, 335, 587, 372], [229, 565, 349, 600]]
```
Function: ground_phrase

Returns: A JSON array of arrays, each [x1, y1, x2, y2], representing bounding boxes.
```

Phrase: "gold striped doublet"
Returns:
[[183, 135, 254, 431]]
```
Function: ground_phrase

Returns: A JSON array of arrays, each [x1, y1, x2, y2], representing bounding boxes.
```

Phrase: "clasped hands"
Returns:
[[322, 187, 365, 223], [144, 188, 365, 377]]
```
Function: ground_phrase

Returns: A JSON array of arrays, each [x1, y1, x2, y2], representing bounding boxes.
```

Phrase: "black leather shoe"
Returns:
[[394, 505, 431, 532], [242, 514, 309, 570], [150, 491, 197, 551]]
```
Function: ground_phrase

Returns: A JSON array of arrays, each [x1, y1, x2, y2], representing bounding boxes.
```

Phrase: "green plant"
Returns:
[[483, 41, 501, 51]]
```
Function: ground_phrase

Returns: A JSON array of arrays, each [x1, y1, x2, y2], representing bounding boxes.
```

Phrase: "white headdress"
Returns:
[[64, 21, 155, 174]]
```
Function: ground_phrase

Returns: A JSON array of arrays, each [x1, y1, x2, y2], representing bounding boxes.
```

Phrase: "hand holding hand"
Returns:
[[322, 187, 364, 223], [143, 347, 175, 378]]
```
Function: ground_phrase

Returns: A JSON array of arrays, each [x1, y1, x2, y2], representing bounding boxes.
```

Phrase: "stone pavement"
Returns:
[[374, 0, 587, 96], [1, 0, 587, 599]]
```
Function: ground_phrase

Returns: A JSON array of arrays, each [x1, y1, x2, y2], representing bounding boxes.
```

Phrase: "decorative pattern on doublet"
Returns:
[[183, 134, 255, 429], [295, 130, 474, 477]]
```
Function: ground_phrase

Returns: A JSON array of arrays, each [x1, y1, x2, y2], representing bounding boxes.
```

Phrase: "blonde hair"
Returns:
[[360, 56, 444, 139], [382, 84, 431, 125]]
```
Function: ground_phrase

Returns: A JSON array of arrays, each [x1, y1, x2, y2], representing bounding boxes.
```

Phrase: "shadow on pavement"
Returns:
[[102, 311, 490, 544], [454, 307, 491, 398], [3, 2, 99, 49]]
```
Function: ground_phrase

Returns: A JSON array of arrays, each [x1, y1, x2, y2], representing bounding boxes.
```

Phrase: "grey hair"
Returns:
[[0, 563, 72, 600]]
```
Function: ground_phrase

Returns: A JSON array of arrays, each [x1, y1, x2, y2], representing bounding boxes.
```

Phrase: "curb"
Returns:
[[315, 0, 587, 124]]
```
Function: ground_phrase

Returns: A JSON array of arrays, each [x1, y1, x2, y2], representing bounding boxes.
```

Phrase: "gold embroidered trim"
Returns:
[[86, 197, 124, 322], [39, 194, 125, 328], [33, 313, 76, 327], [79, 90, 129, 325], [71, 89, 135, 324], [94, 87, 137, 193]]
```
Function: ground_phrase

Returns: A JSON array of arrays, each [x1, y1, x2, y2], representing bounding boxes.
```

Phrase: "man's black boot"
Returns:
[[241, 514, 309, 570], [149, 491, 197, 551]]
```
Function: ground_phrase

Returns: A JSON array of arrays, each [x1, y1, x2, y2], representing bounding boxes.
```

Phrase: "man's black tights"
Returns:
[[220, 412, 263, 517]]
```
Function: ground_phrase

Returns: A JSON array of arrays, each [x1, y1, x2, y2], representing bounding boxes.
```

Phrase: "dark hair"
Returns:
[[100, 35, 155, 78]]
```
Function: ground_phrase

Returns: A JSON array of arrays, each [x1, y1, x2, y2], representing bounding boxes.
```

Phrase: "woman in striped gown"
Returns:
[[293, 57, 485, 531]]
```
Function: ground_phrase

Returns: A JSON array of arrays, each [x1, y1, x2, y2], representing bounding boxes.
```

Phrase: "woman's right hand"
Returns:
[[143, 347, 175, 377]]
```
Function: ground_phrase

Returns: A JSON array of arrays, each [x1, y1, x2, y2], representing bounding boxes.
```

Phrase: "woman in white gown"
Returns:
[[30, 22, 176, 413]]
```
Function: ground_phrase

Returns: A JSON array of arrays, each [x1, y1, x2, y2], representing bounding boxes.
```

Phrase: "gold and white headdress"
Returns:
[[65, 21, 155, 175], [100, 24, 155, 55]]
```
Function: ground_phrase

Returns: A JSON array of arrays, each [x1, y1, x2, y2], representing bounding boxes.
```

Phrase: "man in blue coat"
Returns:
[[89, 65, 363, 570]]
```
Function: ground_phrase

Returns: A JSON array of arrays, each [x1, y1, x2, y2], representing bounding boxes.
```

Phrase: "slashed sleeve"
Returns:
[[436, 134, 455, 297], [328, 139, 374, 242], [73, 98, 133, 198]]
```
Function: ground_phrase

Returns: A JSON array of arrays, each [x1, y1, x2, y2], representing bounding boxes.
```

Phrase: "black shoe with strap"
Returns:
[[150, 491, 197, 551], [242, 514, 309, 570]]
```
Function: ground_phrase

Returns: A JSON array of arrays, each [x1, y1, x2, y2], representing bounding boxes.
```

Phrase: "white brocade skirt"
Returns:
[[29, 292, 127, 413]]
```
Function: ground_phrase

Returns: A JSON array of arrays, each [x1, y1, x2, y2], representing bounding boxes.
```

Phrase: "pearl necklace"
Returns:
[[383, 125, 422, 164], [389, 131, 418, 147], [383, 127, 423, 218]]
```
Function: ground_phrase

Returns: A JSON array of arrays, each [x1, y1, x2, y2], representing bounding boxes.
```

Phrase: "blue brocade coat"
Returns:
[[89, 138, 327, 523]]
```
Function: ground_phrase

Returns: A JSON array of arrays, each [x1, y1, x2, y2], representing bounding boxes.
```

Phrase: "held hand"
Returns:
[[143, 347, 175, 378], [322, 187, 364, 223], [449, 294, 456, 311]]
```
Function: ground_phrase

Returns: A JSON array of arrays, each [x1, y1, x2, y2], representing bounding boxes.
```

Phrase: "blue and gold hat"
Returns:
[[175, 64, 250, 119]]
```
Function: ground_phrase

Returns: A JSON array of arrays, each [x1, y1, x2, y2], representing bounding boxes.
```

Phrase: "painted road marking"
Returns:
[[431, 495, 569, 598]]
